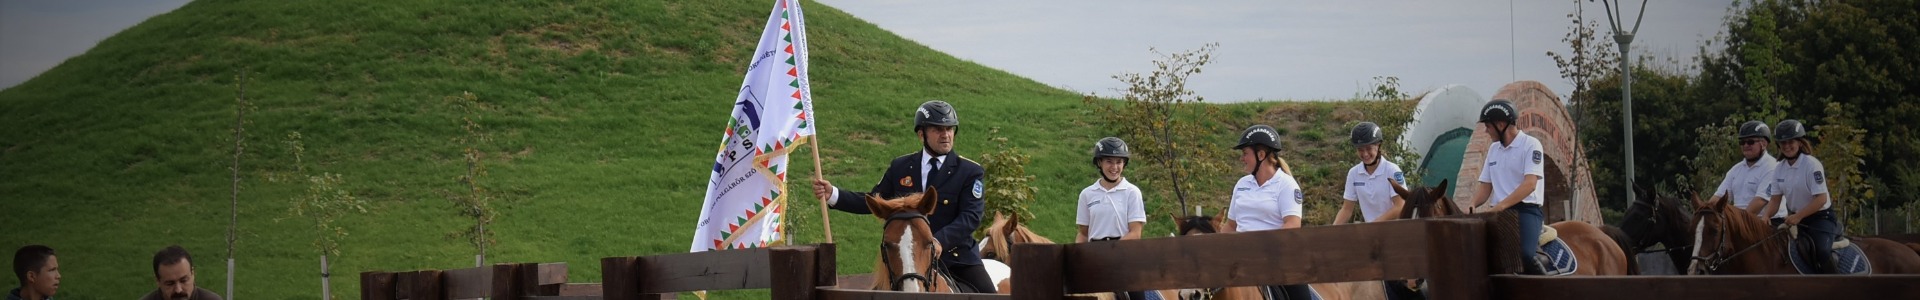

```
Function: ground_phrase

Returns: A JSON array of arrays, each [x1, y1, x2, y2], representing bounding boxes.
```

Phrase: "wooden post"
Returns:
[[489, 263, 521, 299], [813, 243, 837, 288], [1011, 244, 1066, 300], [770, 245, 819, 300], [359, 272, 395, 300], [602, 257, 640, 300], [1424, 219, 1489, 300], [400, 270, 445, 300]]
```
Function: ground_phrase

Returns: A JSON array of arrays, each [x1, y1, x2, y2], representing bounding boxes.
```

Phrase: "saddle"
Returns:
[[1785, 228, 1871, 275], [1529, 224, 1577, 276]]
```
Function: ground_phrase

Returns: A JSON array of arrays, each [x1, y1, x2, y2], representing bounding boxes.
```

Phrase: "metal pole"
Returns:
[[1618, 35, 1635, 207], [1600, 0, 1648, 208], [321, 255, 331, 300]]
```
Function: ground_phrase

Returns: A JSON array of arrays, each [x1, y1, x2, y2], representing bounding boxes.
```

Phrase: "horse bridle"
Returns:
[[1688, 209, 1788, 275], [1628, 199, 1693, 255], [879, 211, 944, 292]]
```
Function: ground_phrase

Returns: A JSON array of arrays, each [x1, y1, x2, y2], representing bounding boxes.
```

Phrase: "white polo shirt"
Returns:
[[1343, 159, 1406, 222], [1229, 173, 1304, 232], [1713, 153, 1788, 218], [1477, 130, 1545, 206], [1077, 179, 1147, 240], [1769, 154, 1830, 213]]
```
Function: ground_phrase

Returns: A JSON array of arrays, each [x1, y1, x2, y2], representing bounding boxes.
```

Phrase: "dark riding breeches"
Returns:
[[947, 262, 996, 293]]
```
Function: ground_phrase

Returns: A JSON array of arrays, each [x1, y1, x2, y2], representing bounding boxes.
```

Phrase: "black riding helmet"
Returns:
[[1092, 137, 1130, 166], [1738, 120, 1771, 141], [1774, 119, 1808, 141], [1479, 100, 1518, 124], [914, 100, 959, 131], [1350, 122, 1384, 146], [1235, 124, 1283, 152], [1236, 125, 1283, 177], [1479, 100, 1518, 145]]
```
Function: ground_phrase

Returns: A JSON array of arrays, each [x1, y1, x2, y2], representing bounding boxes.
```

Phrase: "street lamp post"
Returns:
[[1600, 0, 1648, 205]]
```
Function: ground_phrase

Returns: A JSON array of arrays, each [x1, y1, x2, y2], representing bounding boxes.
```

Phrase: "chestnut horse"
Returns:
[[868, 187, 965, 292], [1398, 179, 1635, 276], [1687, 198, 1920, 274]]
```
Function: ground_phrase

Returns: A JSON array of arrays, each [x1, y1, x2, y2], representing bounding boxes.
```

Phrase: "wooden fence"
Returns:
[[365, 215, 1920, 299]]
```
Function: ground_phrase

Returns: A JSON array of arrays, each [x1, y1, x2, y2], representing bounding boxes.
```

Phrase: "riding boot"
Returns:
[[1521, 256, 1547, 275]]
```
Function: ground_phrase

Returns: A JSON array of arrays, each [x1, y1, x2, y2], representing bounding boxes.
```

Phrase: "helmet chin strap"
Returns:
[[1363, 153, 1380, 167], [1099, 159, 1122, 183], [1492, 123, 1512, 146]]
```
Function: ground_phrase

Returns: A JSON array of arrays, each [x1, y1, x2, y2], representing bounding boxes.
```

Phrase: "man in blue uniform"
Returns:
[[812, 100, 993, 293]]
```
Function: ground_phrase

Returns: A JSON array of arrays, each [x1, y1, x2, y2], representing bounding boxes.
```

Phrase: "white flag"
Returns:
[[690, 0, 814, 251]]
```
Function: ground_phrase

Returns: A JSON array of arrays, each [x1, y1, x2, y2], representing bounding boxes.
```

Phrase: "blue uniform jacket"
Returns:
[[831, 151, 987, 266]]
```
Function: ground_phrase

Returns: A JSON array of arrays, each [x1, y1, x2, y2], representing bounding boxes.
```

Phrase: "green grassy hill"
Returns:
[[0, 0, 1417, 298]]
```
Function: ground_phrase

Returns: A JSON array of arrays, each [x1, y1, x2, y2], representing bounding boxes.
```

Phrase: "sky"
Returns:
[[0, 0, 193, 88], [1, 0, 1732, 101]]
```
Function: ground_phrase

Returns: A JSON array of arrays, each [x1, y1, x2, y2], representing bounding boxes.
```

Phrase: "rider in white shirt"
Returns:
[[1760, 119, 1840, 273], [1224, 124, 1311, 300], [1078, 137, 1147, 243], [1076, 137, 1149, 300], [1467, 100, 1550, 275], [1335, 121, 1407, 224], [1708, 121, 1789, 222]]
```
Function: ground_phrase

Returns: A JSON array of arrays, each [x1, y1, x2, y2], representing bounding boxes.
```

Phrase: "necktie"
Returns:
[[926, 156, 941, 190]]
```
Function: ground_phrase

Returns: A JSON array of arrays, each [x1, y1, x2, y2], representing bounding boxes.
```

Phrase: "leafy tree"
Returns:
[[1085, 44, 1236, 235], [976, 127, 1038, 237], [1697, 0, 1918, 214], [448, 91, 498, 266]]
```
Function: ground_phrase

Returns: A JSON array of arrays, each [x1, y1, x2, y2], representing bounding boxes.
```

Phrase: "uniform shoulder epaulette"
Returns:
[[895, 152, 921, 160], [957, 155, 980, 165]]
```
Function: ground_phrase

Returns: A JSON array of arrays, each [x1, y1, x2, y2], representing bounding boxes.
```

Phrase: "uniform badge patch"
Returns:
[[900, 177, 914, 187], [1532, 150, 1543, 164], [1393, 172, 1406, 184], [973, 179, 985, 198], [1354, 182, 1367, 187], [1293, 190, 1304, 204], [1814, 171, 1825, 184]]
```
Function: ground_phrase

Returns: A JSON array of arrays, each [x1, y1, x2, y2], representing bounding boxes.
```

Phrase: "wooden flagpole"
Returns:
[[811, 139, 833, 243]]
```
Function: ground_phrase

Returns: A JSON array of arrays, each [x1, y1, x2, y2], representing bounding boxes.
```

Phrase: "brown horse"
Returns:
[[977, 212, 1053, 295], [979, 212, 1055, 266], [1687, 198, 1920, 274], [1161, 213, 1384, 300], [1398, 179, 1635, 276], [867, 187, 962, 292]]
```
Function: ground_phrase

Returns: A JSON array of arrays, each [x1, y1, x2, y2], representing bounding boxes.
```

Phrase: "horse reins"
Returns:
[[879, 212, 941, 292]]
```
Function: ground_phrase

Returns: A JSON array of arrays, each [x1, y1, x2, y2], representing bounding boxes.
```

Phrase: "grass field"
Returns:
[[0, 0, 1419, 298]]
